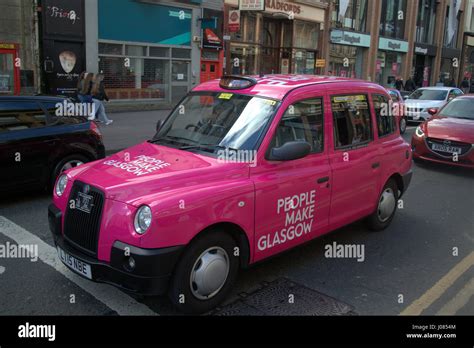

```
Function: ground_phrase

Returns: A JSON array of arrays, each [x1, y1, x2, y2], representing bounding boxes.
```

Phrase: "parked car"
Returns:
[[0, 96, 105, 193], [387, 88, 408, 134], [48, 75, 413, 314], [404, 87, 463, 122], [412, 95, 474, 168]]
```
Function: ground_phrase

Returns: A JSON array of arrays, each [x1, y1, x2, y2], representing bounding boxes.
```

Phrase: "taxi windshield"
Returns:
[[151, 92, 279, 154]]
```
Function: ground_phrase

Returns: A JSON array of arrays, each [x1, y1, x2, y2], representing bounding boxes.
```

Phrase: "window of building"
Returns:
[[416, 0, 437, 44], [293, 21, 319, 50], [270, 98, 324, 153], [331, 94, 372, 149], [332, 0, 368, 32], [379, 0, 407, 39], [443, 4, 461, 48], [373, 94, 396, 137], [329, 44, 364, 78]]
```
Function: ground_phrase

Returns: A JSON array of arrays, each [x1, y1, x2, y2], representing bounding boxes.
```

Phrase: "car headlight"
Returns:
[[415, 126, 425, 138], [55, 175, 68, 197], [134, 205, 152, 235]]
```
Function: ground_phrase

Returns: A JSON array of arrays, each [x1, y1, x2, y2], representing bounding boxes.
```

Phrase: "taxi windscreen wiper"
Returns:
[[148, 135, 187, 145], [179, 144, 239, 153]]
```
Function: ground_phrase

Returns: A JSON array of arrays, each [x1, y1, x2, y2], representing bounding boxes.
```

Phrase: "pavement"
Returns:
[[0, 124, 473, 316]]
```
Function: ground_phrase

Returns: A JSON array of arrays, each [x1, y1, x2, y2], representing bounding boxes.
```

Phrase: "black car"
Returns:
[[0, 96, 105, 193]]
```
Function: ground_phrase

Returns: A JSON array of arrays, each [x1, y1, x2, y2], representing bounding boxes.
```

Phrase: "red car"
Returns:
[[411, 95, 474, 168]]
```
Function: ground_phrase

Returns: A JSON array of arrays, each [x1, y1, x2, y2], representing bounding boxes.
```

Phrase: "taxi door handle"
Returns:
[[317, 176, 330, 184], [372, 162, 380, 169]]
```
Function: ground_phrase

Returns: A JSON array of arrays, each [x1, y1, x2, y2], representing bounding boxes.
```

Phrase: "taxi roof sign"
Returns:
[[219, 76, 257, 90]]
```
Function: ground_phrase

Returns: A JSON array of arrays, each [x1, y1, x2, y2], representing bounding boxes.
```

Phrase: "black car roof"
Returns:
[[0, 95, 69, 103]]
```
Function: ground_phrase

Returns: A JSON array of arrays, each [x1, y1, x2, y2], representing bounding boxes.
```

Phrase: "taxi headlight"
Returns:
[[415, 126, 425, 138], [134, 205, 152, 235], [55, 175, 68, 197]]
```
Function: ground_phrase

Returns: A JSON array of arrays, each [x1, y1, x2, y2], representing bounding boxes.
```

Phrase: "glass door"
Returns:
[[0, 50, 15, 95]]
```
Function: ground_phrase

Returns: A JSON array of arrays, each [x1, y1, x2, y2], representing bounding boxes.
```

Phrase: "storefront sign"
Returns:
[[442, 47, 461, 59], [239, 0, 265, 11], [414, 43, 437, 56], [228, 10, 241, 32], [379, 38, 408, 53], [42, 0, 85, 39], [315, 59, 326, 68], [330, 30, 370, 48], [265, 0, 301, 14], [0, 43, 15, 49]]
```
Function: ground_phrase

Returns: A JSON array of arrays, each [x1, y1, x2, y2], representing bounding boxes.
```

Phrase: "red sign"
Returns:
[[228, 10, 240, 33]]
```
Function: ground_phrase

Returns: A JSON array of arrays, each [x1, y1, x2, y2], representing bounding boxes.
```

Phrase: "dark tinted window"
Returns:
[[373, 94, 396, 137], [270, 98, 324, 153], [41, 101, 87, 125], [0, 101, 47, 132], [331, 94, 372, 149]]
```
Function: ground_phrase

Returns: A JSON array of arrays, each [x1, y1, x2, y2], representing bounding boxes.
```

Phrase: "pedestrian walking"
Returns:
[[460, 77, 470, 94], [404, 76, 417, 92], [395, 76, 404, 91], [91, 73, 113, 125], [77, 72, 93, 104]]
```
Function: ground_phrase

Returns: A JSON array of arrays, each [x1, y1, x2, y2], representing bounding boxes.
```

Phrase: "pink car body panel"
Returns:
[[53, 75, 412, 268]]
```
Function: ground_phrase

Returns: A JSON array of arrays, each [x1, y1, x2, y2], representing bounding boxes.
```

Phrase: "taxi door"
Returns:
[[251, 88, 332, 262], [327, 91, 381, 230]]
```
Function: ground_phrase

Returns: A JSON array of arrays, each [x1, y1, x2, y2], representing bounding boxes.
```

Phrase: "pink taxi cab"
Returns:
[[48, 75, 413, 314]]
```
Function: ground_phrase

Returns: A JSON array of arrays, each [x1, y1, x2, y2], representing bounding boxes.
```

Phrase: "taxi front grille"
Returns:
[[63, 181, 104, 256]]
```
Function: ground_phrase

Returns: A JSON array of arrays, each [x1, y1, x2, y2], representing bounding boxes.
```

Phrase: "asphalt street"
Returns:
[[0, 113, 473, 316]]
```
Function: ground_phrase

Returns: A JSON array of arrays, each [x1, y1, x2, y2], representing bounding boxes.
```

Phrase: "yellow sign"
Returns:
[[315, 59, 326, 68], [0, 43, 15, 49], [218, 93, 233, 100]]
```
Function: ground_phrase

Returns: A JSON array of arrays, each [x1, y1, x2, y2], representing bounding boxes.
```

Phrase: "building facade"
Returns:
[[325, 0, 466, 88], [0, 0, 39, 95], [223, 0, 327, 76]]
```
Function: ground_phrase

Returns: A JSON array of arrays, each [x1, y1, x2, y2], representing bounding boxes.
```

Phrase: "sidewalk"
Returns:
[[98, 109, 171, 154]]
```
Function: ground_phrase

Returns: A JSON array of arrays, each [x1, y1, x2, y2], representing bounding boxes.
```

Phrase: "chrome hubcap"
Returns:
[[378, 188, 396, 222], [60, 160, 84, 173], [190, 247, 229, 300]]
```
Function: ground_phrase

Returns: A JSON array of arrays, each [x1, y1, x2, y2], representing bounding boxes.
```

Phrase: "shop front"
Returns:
[[201, 8, 224, 83], [97, 0, 197, 103], [0, 43, 20, 95], [413, 43, 437, 88], [225, 0, 324, 75], [439, 47, 461, 86], [376, 37, 408, 87], [328, 30, 370, 78]]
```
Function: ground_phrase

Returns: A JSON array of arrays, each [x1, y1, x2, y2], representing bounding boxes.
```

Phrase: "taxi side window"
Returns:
[[331, 94, 372, 149], [0, 101, 47, 132], [270, 98, 324, 153], [373, 94, 396, 137]]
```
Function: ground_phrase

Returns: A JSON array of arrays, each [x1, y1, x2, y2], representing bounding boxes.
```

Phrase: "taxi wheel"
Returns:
[[168, 230, 239, 314], [367, 179, 399, 232]]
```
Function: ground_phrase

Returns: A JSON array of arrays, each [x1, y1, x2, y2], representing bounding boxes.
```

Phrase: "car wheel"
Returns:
[[50, 154, 89, 189], [168, 230, 239, 314], [399, 117, 407, 134], [367, 179, 399, 232]]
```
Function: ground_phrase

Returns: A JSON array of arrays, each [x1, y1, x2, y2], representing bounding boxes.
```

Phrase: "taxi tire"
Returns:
[[168, 230, 239, 314], [367, 179, 399, 232]]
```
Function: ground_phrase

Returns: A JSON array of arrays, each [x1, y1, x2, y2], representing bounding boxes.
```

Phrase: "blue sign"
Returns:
[[99, 0, 192, 46]]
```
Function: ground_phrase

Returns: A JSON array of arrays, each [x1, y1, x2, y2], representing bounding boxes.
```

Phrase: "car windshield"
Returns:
[[407, 89, 447, 101], [438, 99, 474, 120], [150, 92, 279, 155]]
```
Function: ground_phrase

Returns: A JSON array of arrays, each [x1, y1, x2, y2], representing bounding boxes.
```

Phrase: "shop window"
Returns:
[[270, 98, 324, 153], [379, 0, 407, 39], [172, 48, 191, 59], [373, 94, 395, 137], [332, 0, 368, 32], [416, 0, 436, 44], [293, 21, 319, 50], [125, 45, 146, 56], [149, 47, 170, 58], [443, 5, 461, 48], [99, 43, 123, 55], [329, 44, 364, 78], [331, 94, 372, 149]]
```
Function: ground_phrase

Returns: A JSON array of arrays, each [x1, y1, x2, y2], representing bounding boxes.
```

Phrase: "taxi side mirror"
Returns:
[[267, 141, 311, 161], [156, 119, 164, 132]]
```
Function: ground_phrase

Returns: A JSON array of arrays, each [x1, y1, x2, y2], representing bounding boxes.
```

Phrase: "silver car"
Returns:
[[404, 87, 464, 122]]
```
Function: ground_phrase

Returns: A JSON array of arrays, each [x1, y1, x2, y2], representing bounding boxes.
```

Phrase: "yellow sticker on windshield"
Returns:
[[218, 93, 233, 100], [264, 100, 277, 106]]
